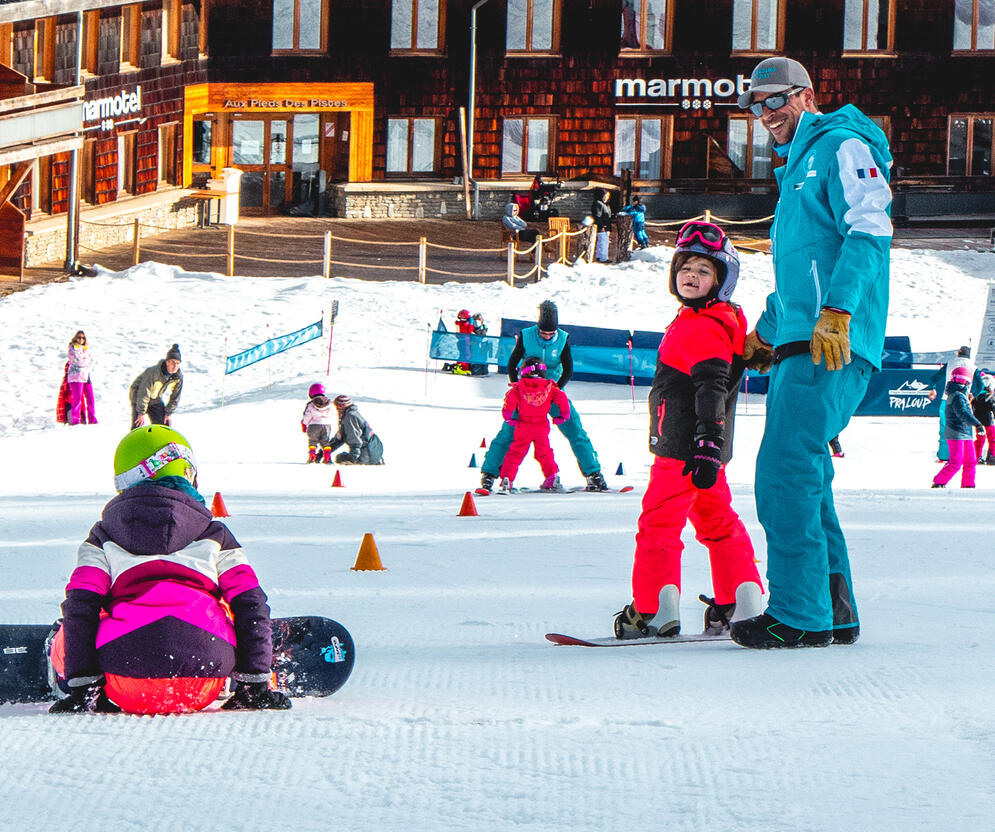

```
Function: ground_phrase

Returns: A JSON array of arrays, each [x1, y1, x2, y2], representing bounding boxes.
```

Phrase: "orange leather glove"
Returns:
[[743, 329, 773, 373], [810, 308, 852, 371]]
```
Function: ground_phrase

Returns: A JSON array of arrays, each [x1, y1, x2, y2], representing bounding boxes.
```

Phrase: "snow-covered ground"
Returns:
[[1, 246, 993, 831]]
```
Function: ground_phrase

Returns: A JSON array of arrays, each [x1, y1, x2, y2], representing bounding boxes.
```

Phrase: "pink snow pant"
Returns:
[[934, 439, 977, 488], [499, 420, 558, 483], [68, 381, 96, 425], [974, 425, 995, 460], [631, 456, 762, 614]]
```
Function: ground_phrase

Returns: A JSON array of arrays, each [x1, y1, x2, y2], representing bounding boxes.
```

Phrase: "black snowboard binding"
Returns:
[[699, 594, 736, 636]]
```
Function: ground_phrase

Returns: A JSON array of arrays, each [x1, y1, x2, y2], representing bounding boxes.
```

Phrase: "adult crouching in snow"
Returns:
[[130, 344, 183, 427], [327, 395, 384, 465]]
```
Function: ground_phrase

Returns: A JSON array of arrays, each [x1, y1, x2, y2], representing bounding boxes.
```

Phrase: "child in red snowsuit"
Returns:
[[615, 221, 763, 640], [498, 357, 569, 490]]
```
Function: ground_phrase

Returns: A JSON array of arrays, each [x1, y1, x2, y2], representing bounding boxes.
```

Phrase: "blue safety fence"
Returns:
[[429, 319, 950, 415], [226, 319, 323, 374]]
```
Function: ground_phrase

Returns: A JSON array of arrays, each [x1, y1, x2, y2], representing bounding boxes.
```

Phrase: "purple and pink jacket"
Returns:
[[61, 484, 273, 684]]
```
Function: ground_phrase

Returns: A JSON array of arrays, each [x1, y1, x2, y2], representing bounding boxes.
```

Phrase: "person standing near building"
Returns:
[[592, 189, 612, 263], [130, 344, 184, 427], [732, 57, 892, 649]]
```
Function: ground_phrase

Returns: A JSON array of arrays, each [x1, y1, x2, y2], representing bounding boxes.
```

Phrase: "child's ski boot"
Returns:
[[497, 476, 513, 493], [322, 447, 333, 464], [540, 474, 562, 492], [307, 446, 318, 463]]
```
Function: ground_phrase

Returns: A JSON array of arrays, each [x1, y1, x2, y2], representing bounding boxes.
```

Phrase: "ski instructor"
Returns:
[[479, 300, 607, 492], [731, 57, 892, 649]]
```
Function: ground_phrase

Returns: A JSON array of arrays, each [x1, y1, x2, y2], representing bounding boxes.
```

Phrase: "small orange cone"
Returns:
[[458, 491, 479, 517], [351, 533, 385, 571], [331, 469, 344, 488], [480, 437, 487, 448], [211, 492, 230, 517]]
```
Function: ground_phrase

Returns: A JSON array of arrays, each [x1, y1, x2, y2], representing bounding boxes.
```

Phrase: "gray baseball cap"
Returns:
[[737, 57, 813, 108]]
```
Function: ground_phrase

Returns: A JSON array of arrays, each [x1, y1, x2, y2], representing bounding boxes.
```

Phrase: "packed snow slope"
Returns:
[[0, 246, 992, 832]]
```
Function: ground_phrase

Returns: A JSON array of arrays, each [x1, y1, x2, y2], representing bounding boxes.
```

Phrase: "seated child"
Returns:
[[327, 394, 385, 465], [302, 382, 336, 463], [497, 357, 569, 491], [614, 220, 763, 639], [49, 425, 290, 714]]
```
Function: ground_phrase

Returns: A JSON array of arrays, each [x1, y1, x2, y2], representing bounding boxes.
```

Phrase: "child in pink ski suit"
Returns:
[[614, 221, 763, 640], [933, 366, 981, 488], [498, 357, 569, 490]]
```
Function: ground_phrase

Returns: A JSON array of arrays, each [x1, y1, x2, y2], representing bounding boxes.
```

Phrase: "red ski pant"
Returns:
[[499, 420, 558, 483], [631, 456, 761, 614]]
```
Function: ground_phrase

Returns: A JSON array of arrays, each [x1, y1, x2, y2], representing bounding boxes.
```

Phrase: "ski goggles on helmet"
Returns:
[[113, 442, 197, 491], [676, 221, 726, 251], [520, 362, 547, 377], [746, 87, 803, 118]]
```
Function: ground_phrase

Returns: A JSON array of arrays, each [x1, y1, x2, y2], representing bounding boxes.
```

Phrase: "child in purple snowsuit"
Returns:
[[933, 366, 981, 489]]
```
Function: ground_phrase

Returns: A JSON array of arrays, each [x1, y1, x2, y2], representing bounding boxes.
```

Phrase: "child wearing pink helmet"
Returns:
[[933, 366, 982, 489], [301, 382, 335, 463]]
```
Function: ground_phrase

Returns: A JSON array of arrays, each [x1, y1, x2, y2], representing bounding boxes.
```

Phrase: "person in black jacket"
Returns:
[[971, 374, 995, 464], [591, 189, 612, 262], [327, 395, 384, 464]]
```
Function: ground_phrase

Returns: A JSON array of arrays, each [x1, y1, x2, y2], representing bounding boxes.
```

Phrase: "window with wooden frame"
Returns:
[[391, 0, 444, 52], [158, 123, 179, 184], [162, 0, 182, 61], [0, 24, 12, 68], [139, 5, 163, 68], [121, 4, 142, 69], [948, 115, 993, 176], [843, 0, 895, 54], [506, 0, 559, 55], [272, 0, 328, 52], [614, 116, 671, 181], [53, 18, 79, 84], [731, 0, 783, 53], [117, 132, 137, 195], [620, 0, 672, 54], [727, 115, 773, 178], [97, 11, 122, 75], [34, 18, 57, 82], [386, 117, 439, 174], [953, 0, 995, 51], [502, 117, 554, 175]]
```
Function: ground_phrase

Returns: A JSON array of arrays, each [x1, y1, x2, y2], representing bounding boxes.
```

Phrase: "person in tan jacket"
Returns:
[[129, 344, 183, 427]]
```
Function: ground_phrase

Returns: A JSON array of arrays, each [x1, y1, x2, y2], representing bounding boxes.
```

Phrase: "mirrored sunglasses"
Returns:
[[747, 88, 803, 118]]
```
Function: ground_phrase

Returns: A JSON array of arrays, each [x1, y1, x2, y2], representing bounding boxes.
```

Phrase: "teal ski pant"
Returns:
[[482, 400, 600, 477], [755, 355, 871, 633]]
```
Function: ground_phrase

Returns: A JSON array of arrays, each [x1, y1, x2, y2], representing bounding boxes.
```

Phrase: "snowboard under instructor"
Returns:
[[733, 57, 892, 649]]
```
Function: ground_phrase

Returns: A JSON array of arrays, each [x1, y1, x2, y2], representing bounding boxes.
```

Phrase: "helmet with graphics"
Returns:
[[113, 425, 197, 493], [669, 220, 740, 304]]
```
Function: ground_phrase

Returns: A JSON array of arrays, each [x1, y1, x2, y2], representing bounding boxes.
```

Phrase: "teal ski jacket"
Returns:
[[756, 105, 892, 370]]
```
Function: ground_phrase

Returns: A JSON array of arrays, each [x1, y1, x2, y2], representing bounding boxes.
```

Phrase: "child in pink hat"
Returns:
[[933, 366, 982, 488]]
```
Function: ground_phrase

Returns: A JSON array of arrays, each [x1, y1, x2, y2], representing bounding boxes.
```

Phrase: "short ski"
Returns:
[[567, 485, 634, 494], [545, 631, 731, 647]]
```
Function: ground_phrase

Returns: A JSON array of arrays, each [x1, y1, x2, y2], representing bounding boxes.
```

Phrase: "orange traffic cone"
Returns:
[[458, 491, 478, 517], [480, 437, 487, 448], [331, 469, 344, 488], [211, 492, 230, 517], [351, 533, 385, 571]]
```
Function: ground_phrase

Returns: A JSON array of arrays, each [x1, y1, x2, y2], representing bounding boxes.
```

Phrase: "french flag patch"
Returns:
[[856, 167, 878, 179]]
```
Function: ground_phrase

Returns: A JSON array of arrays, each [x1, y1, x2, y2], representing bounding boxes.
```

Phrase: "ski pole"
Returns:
[[627, 338, 635, 410]]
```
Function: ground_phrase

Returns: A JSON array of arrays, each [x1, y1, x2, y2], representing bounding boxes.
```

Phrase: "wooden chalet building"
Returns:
[[2, 0, 995, 269]]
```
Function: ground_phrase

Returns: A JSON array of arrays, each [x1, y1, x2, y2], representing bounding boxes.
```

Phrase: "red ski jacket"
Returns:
[[502, 377, 569, 425], [647, 301, 746, 464]]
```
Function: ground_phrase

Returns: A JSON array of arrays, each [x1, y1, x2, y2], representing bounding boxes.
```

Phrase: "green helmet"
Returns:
[[113, 425, 197, 492]]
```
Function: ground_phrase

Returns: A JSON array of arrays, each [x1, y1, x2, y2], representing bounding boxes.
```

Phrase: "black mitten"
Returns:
[[49, 680, 121, 714], [682, 438, 722, 490], [221, 681, 292, 711]]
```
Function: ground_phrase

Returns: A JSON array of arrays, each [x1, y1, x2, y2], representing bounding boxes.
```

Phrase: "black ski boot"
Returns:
[[986, 453, 995, 465], [479, 473, 495, 493], [699, 594, 735, 636], [729, 613, 832, 649], [585, 471, 608, 492]]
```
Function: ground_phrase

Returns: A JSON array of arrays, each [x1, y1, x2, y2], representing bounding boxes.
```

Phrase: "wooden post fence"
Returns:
[[535, 235, 543, 281], [132, 218, 140, 266], [418, 236, 427, 283], [322, 230, 331, 279], [226, 225, 235, 276], [506, 243, 515, 286]]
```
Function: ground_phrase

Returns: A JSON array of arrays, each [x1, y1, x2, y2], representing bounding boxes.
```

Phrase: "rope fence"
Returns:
[[82, 207, 772, 285]]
